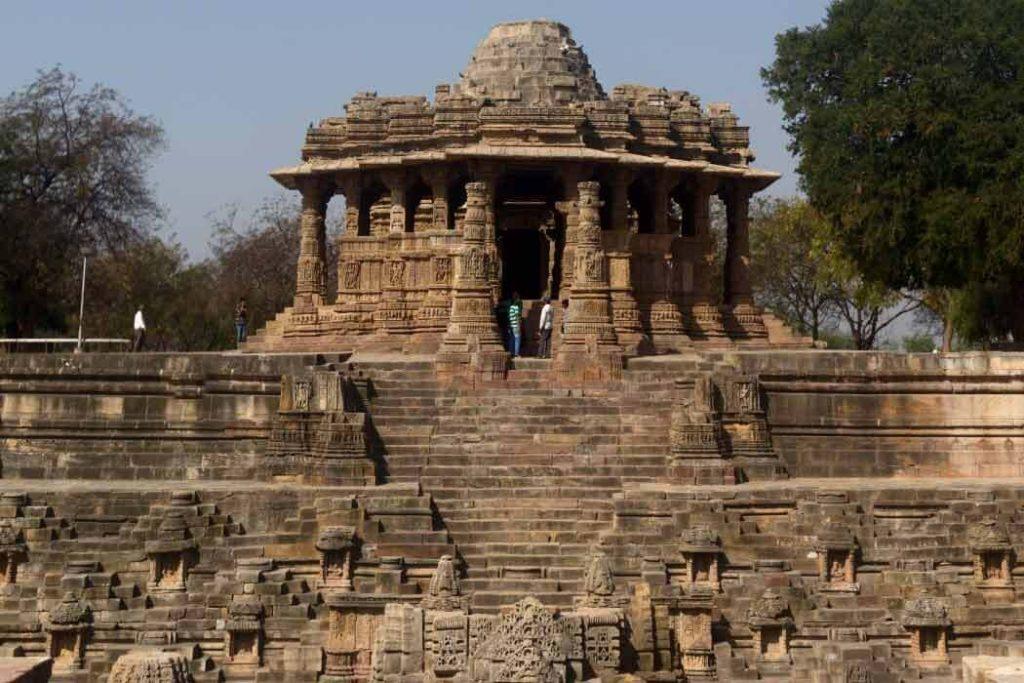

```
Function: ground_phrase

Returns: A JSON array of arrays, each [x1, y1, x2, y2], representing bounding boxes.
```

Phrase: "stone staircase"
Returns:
[[364, 358, 676, 612]]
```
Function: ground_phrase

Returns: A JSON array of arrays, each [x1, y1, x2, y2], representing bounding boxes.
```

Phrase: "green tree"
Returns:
[[83, 237, 229, 351], [208, 197, 338, 336], [749, 197, 919, 349], [763, 0, 1024, 342], [0, 67, 165, 336], [750, 198, 840, 341]]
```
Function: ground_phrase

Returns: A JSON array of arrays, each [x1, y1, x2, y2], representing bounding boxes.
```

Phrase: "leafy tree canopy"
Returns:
[[0, 67, 165, 336], [763, 0, 1024, 340]]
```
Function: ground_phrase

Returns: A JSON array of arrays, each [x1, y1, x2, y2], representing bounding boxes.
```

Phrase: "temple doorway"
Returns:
[[496, 168, 564, 301], [501, 229, 548, 300]]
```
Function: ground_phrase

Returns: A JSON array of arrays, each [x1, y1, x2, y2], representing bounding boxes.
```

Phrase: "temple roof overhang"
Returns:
[[270, 147, 780, 193]]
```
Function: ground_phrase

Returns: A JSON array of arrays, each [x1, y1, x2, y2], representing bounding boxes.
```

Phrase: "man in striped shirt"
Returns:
[[507, 292, 523, 357]]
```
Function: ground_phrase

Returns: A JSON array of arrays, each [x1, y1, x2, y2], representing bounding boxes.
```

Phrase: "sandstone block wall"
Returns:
[[0, 350, 1023, 680]]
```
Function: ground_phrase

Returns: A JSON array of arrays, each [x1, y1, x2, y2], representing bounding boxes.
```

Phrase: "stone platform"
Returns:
[[1, 350, 1024, 681]]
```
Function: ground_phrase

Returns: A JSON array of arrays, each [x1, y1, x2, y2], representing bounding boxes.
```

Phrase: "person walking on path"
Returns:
[[132, 306, 146, 352], [234, 297, 248, 346], [507, 292, 523, 358], [537, 296, 553, 358]]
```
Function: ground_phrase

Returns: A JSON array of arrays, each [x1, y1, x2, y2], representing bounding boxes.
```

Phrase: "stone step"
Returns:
[[426, 487, 620, 501], [444, 518, 611, 532]]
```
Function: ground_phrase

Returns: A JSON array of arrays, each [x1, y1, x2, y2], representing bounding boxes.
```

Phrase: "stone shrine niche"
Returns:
[[679, 527, 721, 593], [422, 554, 467, 612], [225, 596, 264, 666], [675, 605, 714, 678], [317, 526, 359, 591], [815, 524, 859, 593], [145, 511, 196, 593], [572, 551, 626, 676], [968, 518, 1014, 590], [902, 598, 950, 664], [721, 374, 773, 456], [669, 375, 722, 460], [0, 523, 26, 588], [324, 594, 391, 682], [746, 590, 793, 662], [575, 550, 623, 608], [45, 592, 91, 670], [269, 369, 374, 484]]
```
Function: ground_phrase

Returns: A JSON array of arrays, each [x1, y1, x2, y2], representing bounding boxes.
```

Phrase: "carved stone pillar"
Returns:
[[336, 175, 363, 330], [423, 167, 450, 231], [340, 175, 361, 236], [646, 169, 688, 350], [558, 164, 585, 291], [557, 181, 620, 378], [471, 162, 501, 299], [379, 171, 410, 333], [606, 168, 642, 350], [383, 171, 408, 234], [722, 184, 766, 339], [405, 167, 455, 342], [688, 176, 726, 339], [437, 181, 507, 380], [294, 178, 332, 311]]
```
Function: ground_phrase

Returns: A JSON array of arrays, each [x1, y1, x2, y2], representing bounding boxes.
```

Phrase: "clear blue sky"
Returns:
[[2, 1, 832, 258]]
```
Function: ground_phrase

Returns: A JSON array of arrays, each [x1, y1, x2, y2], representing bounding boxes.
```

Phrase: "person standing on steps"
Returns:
[[537, 296, 553, 358], [507, 291, 523, 358], [132, 305, 146, 352], [234, 297, 248, 347]]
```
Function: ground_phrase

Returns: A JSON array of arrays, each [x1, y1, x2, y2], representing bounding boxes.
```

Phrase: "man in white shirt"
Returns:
[[537, 296, 553, 358], [132, 306, 146, 352]]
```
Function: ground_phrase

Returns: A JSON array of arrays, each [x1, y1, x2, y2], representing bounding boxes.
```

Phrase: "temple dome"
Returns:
[[460, 20, 606, 106]]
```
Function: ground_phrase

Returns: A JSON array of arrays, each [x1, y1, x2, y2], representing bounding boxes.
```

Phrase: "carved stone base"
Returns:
[[686, 303, 728, 341], [668, 462, 737, 485], [648, 299, 690, 352], [723, 303, 768, 339], [555, 342, 623, 383]]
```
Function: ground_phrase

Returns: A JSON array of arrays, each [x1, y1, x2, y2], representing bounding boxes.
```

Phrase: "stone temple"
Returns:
[[249, 19, 804, 369], [2, 19, 1024, 683]]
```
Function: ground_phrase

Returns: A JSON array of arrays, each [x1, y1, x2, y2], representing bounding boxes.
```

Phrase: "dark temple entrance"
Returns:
[[496, 169, 564, 301], [501, 229, 548, 300]]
